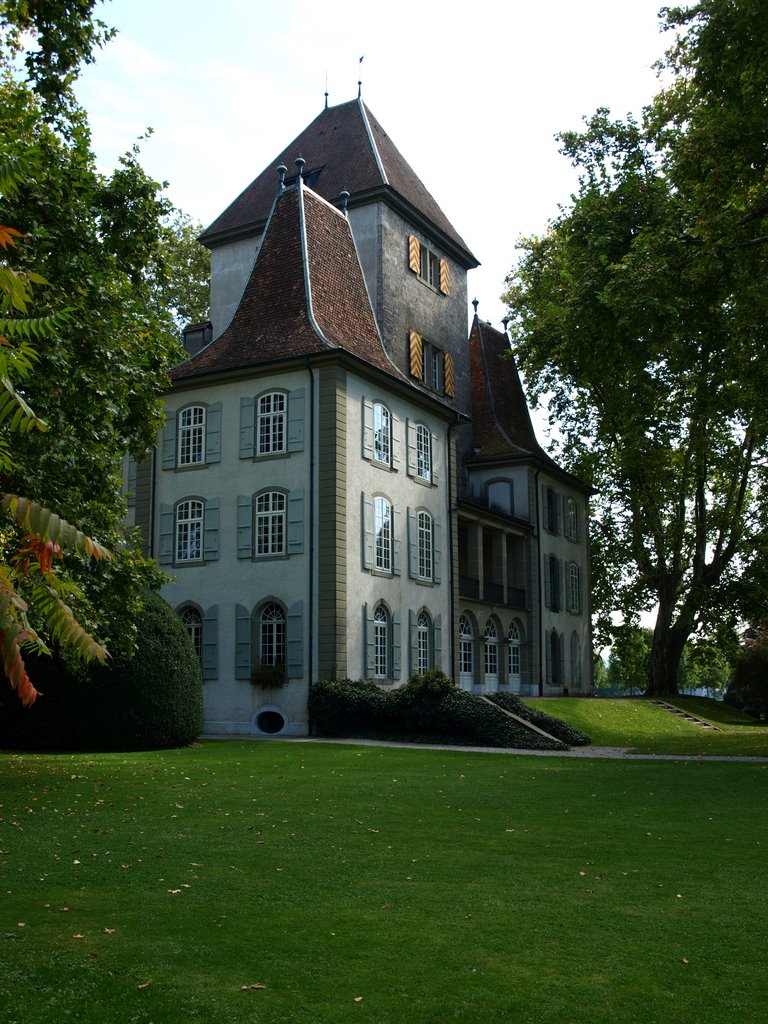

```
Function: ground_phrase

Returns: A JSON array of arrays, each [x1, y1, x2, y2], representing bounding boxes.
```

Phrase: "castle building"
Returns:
[[127, 98, 592, 736]]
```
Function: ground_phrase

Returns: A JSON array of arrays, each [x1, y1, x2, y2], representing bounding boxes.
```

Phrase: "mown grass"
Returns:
[[527, 697, 768, 755], [1, 740, 767, 1023]]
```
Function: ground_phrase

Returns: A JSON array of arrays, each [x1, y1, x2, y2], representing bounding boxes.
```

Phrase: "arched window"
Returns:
[[373, 605, 389, 678], [374, 496, 393, 572], [373, 403, 391, 465], [417, 611, 431, 673], [256, 491, 287, 555], [417, 510, 433, 580], [508, 621, 521, 688], [416, 424, 431, 481], [178, 406, 205, 466], [175, 499, 204, 562], [179, 605, 203, 662], [260, 604, 286, 666], [565, 497, 579, 540], [484, 619, 499, 681], [258, 392, 286, 455], [459, 615, 473, 685]]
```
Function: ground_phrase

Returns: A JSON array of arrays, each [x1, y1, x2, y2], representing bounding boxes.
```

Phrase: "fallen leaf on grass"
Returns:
[[354, 997, 363, 1003], [104, 928, 116, 934], [682, 958, 690, 964], [240, 983, 266, 991], [72, 934, 85, 940], [137, 981, 151, 990]]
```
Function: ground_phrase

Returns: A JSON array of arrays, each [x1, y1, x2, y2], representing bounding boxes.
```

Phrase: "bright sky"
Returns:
[[74, 0, 671, 330]]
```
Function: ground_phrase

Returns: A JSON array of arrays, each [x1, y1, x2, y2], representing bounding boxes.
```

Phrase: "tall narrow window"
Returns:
[[508, 622, 521, 688], [260, 604, 286, 666], [180, 605, 203, 663], [178, 406, 205, 466], [373, 403, 391, 466], [484, 619, 499, 679], [258, 392, 286, 455], [374, 605, 389, 678], [459, 615, 474, 686], [256, 492, 286, 555], [374, 497, 392, 572], [417, 612, 430, 673], [416, 424, 431, 481], [175, 500, 204, 562], [565, 497, 579, 540], [417, 510, 433, 580], [568, 562, 581, 613]]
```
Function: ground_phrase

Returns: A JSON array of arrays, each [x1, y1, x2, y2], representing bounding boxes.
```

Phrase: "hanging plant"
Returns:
[[250, 661, 286, 688]]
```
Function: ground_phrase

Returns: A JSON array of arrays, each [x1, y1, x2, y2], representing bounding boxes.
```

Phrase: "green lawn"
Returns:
[[2, 741, 767, 1023], [527, 696, 768, 755]]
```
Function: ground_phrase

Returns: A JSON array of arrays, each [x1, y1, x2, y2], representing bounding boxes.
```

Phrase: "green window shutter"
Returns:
[[287, 600, 303, 678], [364, 603, 375, 677], [287, 488, 304, 554], [409, 609, 418, 674], [362, 398, 374, 460], [126, 456, 137, 507], [393, 506, 402, 576], [203, 498, 220, 561], [541, 485, 549, 531], [545, 633, 553, 685], [206, 402, 222, 463], [543, 554, 551, 609], [391, 412, 401, 470], [407, 508, 417, 579], [559, 633, 566, 685], [362, 494, 374, 569], [558, 559, 566, 612], [162, 408, 176, 469], [237, 495, 253, 559], [159, 504, 174, 564], [434, 614, 443, 669], [433, 518, 442, 583], [287, 388, 305, 452], [578, 567, 584, 615], [406, 419, 417, 477], [392, 610, 402, 679], [235, 604, 252, 679], [203, 605, 219, 680], [239, 396, 255, 459]]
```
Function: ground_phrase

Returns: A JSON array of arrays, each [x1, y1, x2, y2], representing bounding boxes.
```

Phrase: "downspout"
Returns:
[[304, 355, 315, 693], [534, 466, 543, 696], [447, 417, 459, 682]]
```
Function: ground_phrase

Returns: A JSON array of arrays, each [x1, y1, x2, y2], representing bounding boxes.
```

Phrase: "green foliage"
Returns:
[[0, 590, 203, 749], [504, 0, 768, 696], [730, 628, 768, 720], [607, 626, 652, 694], [405, 668, 456, 698], [308, 678, 568, 750]]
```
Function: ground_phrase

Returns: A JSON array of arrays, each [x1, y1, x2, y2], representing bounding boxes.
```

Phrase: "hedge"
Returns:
[[308, 674, 568, 751], [0, 590, 203, 751]]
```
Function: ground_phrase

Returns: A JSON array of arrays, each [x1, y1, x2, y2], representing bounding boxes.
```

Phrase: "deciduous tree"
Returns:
[[504, 0, 768, 695]]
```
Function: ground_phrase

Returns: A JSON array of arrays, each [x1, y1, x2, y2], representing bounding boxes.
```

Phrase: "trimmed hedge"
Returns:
[[308, 675, 568, 751], [0, 590, 203, 751], [486, 692, 592, 746]]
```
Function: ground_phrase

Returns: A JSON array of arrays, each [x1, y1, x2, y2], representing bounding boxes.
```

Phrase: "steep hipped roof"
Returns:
[[171, 176, 404, 384], [200, 98, 478, 268], [468, 314, 564, 473]]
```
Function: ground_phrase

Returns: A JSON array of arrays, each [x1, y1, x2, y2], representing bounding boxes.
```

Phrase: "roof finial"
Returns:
[[502, 315, 510, 333], [277, 164, 287, 191], [358, 55, 364, 99], [472, 298, 479, 316], [295, 156, 306, 185], [339, 190, 350, 215], [324, 72, 329, 110]]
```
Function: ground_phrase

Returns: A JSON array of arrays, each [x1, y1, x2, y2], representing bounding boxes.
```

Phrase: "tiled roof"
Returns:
[[200, 98, 477, 267], [171, 181, 403, 384], [468, 316, 560, 469]]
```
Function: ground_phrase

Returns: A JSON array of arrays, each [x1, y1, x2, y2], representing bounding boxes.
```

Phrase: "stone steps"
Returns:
[[650, 700, 723, 731]]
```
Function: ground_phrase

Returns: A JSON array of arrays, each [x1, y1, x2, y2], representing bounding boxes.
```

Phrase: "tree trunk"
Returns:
[[646, 600, 689, 697]]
